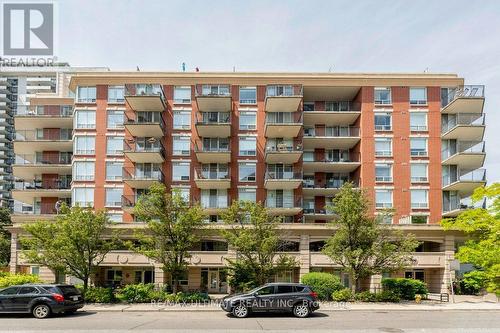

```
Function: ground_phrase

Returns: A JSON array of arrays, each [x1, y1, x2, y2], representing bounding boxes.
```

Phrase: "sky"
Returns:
[[56, 0, 499, 183]]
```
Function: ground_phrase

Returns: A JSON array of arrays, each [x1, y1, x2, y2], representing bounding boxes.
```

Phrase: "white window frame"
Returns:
[[375, 189, 393, 208], [375, 138, 392, 157], [173, 86, 192, 104], [77, 86, 97, 103], [239, 86, 257, 104], [173, 110, 191, 129], [72, 187, 94, 207], [74, 110, 96, 129], [74, 136, 96, 155], [374, 87, 392, 105], [375, 163, 392, 182], [410, 112, 428, 131], [172, 162, 190, 181], [106, 136, 124, 155], [106, 161, 123, 181], [107, 110, 124, 129], [411, 189, 429, 208], [238, 162, 256, 182], [239, 136, 257, 156], [409, 87, 427, 105], [410, 163, 428, 183], [73, 161, 95, 181], [105, 188, 123, 207], [107, 85, 125, 103], [238, 187, 256, 202], [172, 136, 191, 156], [239, 111, 257, 130], [410, 137, 428, 157], [374, 112, 392, 131]]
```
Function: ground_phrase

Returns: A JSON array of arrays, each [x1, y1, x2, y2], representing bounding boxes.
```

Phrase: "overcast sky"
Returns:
[[57, 0, 499, 183]]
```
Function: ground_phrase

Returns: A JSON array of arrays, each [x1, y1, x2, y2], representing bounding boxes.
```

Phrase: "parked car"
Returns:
[[221, 283, 319, 318], [0, 284, 84, 319]]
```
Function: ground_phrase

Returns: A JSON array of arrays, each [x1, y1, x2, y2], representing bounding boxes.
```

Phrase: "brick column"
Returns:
[[299, 234, 310, 280], [442, 234, 456, 294], [154, 264, 165, 287], [9, 233, 17, 274]]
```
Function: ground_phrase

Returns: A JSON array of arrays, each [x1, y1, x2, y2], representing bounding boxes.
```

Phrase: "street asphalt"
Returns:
[[0, 310, 499, 332]]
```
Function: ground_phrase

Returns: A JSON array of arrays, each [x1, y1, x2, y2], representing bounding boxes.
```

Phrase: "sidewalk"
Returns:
[[82, 301, 500, 313]]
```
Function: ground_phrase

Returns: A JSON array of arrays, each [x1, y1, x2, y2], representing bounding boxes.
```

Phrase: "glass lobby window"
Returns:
[[77, 86, 96, 103], [239, 162, 256, 182], [74, 110, 96, 129], [107, 136, 124, 155], [374, 138, 392, 156], [239, 112, 256, 130], [410, 87, 427, 105], [172, 162, 190, 181], [239, 86, 257, 104], [73, 161, 95, 181], [374, 87, 391, 105], [106, 161, 123, 180], [410, 112, 428, 131], [74, 136, 96, 155], [108, 86, 125, 103], [410, 138, 428, 156], [173, 111, 191, 129], [375, 189, 393, 208], [239, 137, 257, 156], [411, 163, 428, 182], [105, 188, 123, 207], [411, 189, 429, 208], [173, 86, 192, 104], [107, 110, 124, 129], [374, 113, 392, 131]]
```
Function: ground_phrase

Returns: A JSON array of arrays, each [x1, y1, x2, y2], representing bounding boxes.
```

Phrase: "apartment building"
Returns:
[[8, 72, 486, 293]]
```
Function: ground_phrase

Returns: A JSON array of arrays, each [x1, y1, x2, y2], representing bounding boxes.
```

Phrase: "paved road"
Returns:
[[0, 310, 499, 332]]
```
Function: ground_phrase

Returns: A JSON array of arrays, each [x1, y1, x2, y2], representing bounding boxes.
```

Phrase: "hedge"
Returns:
[[0, 273, 41, 289], [301, 272, 343, 300], [382, 278, 428, 300]]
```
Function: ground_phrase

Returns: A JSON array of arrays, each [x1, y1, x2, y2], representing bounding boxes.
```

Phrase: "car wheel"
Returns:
[[32, 304, 51, 319], [293, 304, 310, 318], [232, 303, 249, 318]]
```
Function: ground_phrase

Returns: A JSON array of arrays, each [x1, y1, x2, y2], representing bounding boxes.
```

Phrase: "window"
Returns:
[[303, 151, 314, 162], [31, 266, 40, 276], [375, 189, 393, 208], [375, 138, 392, 156], [411, 189, 428, 208], [411, 215, 428, 224], [106, 269, 123, 282], [107, 213, 123, 223], [239, 137, 256, 156], [73, 187, 94, 207], [239, 86, 257, 104], [410, 138, 428, 156], [18, 287, 39, 295], [239, 162, 256, 182], [326, 101, 350, 111], [255, 286, 275, 295], [172, 162, 190, 181], [173, 187, 190, 202], [374, 113, 391, 131], [276, 285, 294, 294], [73, 161, 95, 181], [374, 87, 391, 105], [75, 110, 96, 129], [239, 112, 256, 130], [173, 86, 192, 104], [77, 86, 96, 103], [410, 112, 427, 131], [108, 86, 125, 103], [303, 102, 314, 111], [201, 189, 228, 208], [172, 136, 191, 155], [107, 136, 124, 155], [378, 215, 393, 224], [105, 188, 123, 207], [410, 87, 427, 105], [411, 163, 428, 182], [238, 188, 256, 202], [375, 163, 392, 182], [173, 111, 191, 129], [0, 287, 19, 295], [107, 110, 124, 128], [74, 136, 95, 155], [266, 85, 293, 97], [106, 161, 123, 180]]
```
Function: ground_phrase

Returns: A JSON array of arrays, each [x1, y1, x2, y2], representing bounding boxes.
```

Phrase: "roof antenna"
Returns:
[[424, 67, 429, 73], [233, 66, 236, 72], [328, 66, 333, 72], [182, 62, 186, 72], [136, 66, 140, 71]]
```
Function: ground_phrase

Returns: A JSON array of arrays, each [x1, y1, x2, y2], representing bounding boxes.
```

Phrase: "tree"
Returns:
[[132, 183, 205, 293], [442, 183, 500, 295], [322, 183, 419, 293], [21, 205, 117, 292], [0, 208, 12, 267], [220, 200, 296, 291]]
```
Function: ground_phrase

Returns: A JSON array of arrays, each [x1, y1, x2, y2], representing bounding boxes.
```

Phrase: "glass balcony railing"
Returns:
[[266, 85, 303, 97], [196, 85, 231, 97], [15, 105, 73, 117], [125, 84, 164, 97], [123, 168, 164, 182], [265, 197, 302, 209], [195, 168, 230, 180], [441, 113, 485, 133], [197, 112, 230, 124], [442, 141, 485, 160], [15, 153, 72, 165], [303, 101, 361, 112], [15, 129, 72, 141], [265, 143, 303, 153], [14, 179, 71, 190], [303, 178, 358, 189], [124, 139, 163, 153], [304, 127, 360, 137], [195, 141, 230, 153], [442, 85, 485, 108], [303, 152, 360, 163], [265, 170, 302, 181], [442, 169, 486, 186], [265, 112, 303, 124]]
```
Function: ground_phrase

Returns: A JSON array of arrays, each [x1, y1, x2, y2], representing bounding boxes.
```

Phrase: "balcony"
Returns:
[[200, 196, 229, 215], [303, 102, 361, 126], [441, 113, 485, 141], [14, 130, 72, 154], [265, 113, 303, 138], [194, 142, 231, 163], [125, 84, 166, 111], [303, 127, 360, 149], [124, 112, 164, 137], [302, 178, 357, 196], [265, 85, 303, 112], [195, 85, 232, 112], [265, 144, 303, 164], [14, 105, 73, 129], [442, 141, 485, 170], [303, 208, 336, 222], [266, 198, 303, 216], [442, 195, 486, 218], [121, 195, 136, 213], [441, 85, 485, 114], [194, 168, 231, 190], [124, 139, 164, 163], [12, 179, 71, 204], [123, 168, 164, 189], [442, 169, 486, 196], [13, 153, 72, 180], [303, 153, 360, 173], [195, 112, 231, 137], [264, 171, 302, 190]]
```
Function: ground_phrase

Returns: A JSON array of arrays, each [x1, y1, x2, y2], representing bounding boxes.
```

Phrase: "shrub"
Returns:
[[382, 278, 428, 300], [375, 290, 401, 302], [354, 291, 377, 302], [331, 288, 353, 302], [115, 283, 155, 303], [76, 285, 115, 303], [457, 271, 488, 295], [301, 272, 343, 301], [0, 273, 41, 289]]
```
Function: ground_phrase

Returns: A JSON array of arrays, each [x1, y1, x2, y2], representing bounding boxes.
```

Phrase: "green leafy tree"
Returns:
[[21, 205, 118, 292], [322, 183, 419, 293], [220, 201, 296, 291], [442, 183, 500, 295], [132, 183, 205, 293], [0, 208, 12, 267]]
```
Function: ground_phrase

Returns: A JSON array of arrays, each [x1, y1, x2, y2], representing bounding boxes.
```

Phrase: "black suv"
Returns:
[[221, 283, 319, 318], [0, 284, 84, 319]]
